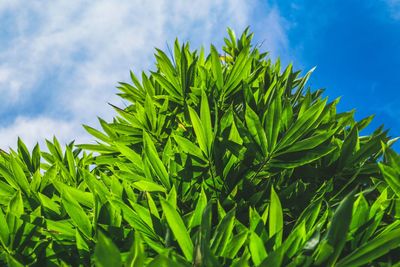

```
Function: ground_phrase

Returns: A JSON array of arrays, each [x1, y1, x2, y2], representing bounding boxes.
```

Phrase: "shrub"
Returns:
[[0, 28, 400, 266]]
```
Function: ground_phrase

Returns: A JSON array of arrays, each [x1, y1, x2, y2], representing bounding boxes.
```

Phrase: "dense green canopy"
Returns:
[[1, 28, 400, 266]]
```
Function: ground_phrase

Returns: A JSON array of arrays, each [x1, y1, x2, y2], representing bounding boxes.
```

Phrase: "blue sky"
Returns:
[[278, 0, 400, 150], [0, 0, 399, 150]]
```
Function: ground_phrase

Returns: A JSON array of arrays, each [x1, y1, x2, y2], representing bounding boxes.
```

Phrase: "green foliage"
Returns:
[[1, 27, 400, 266]]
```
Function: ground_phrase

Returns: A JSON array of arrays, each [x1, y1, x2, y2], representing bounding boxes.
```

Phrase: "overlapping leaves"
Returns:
[[0, 28, 399, 266]]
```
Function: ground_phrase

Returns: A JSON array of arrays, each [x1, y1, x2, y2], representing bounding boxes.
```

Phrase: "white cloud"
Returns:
[[0, 0, 288, 150], [385, 0, 400, 19], [0, 116, 89, 150]]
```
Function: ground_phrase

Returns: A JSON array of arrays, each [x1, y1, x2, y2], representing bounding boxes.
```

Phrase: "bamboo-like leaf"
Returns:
[[38, 192, 61, 216], [153, 73, 182, 103], [379, 163, 400, 198], [275, 127, 336, 155], [6, 255, 24, 267], [125, 232, 145, 267], [200, 89, 213, 152], [54, 182, 94, 208], [316, 190, 355, 266], [278, 99, 327, 149], [160, 198, 193, 261], [210, 45, 223, 90], [188, 187, 207, 229], [94, 231, 122, 267], [337, 228, 400, 267], [270, 145, 337, 168], [222, 231, 248, 259], [338, 126, 359, 169], [143, 131, 171, 190], [188, 105, 208, 156], [269, 186, 283, 247], [31, 143, 41, 172], [7, 190, 24, 235], [10, 156, 30, 194], [83, 124, 110, 143], [245, 104, 268, 155], [76, 229, 89, 253], [210, 208, 236, 255], [17, 137, 32, 172], [224, 47, 252, 97], [65, 146, 76, 179], [62, 191, 92, 239], [145, 94, 157, 130], [131, 180, 166, 192], [112, 199, 159, 243], [115, 143, 143, 169], [173, 134, 205, 160], [264, 98, 281, 153], [249, 231, 267, 265], [0, 209, 10, 247]]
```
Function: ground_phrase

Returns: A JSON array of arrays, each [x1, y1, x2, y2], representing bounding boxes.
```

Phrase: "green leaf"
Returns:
[[249, 231, 267, 266], [337, 228, 400, 267], [6, 255, 24, 267], [200, 89, 213, 153], [5, 191, 23, 248], [173, 134, 205, 160], [125, 232, 145, 267], [145, 94, 157, 130], [245, 104, 268, 155], [115, 143, 143, 170], [188, 187, 207, 229], [94, 231, 122, 267], [210, 45, 223, 90], [62, 191, 92, 239], [264, 98, 281, 152], [65, 146, 76, 179], [270, 145, 336, 169], [160, 198, 193, 261], [275, 128, 336, 155], [146, 192, 160, 219], [148, 255, 190, 267], [379, 163, 400, 198], [224, 47, 252, 97], [153, 73, 182, 103], [195, 202, 220, 266], [17, 137, 32, 172], [143, 131, 171, 190], [0, 163, 19, 190], [188, 105, 209, 157], [54, 182, 94, 208], [269, 186, 283, 247], [45, 219, 75, 239], [38, 192, 61, 216], [10, 156, 30, 194], [317, 190, 355, 266], [222, 231, 248, 259], [260, 247, 284, 267], [112, 199, 159, 243], [338, 126, 359, 169], [210, 208, 236, 255], [76, 229, 89, 253], [0, 208, 10, 247], [83, 124, 110, 143], [131, 180, 166, 192], [278, 99, 327, 149], [31, 143, 41, 172]]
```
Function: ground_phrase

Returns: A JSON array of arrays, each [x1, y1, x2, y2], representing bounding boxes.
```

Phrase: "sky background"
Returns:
[[0, 0, 399, 151]]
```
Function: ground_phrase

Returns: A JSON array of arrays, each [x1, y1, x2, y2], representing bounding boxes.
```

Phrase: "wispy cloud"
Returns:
[[0, 116, 89, 150], [0, 0, 288, 150], [385, 0, 400, 19]]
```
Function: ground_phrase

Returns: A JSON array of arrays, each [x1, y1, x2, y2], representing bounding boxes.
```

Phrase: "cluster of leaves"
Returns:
[[1, 28, 400, 266]]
